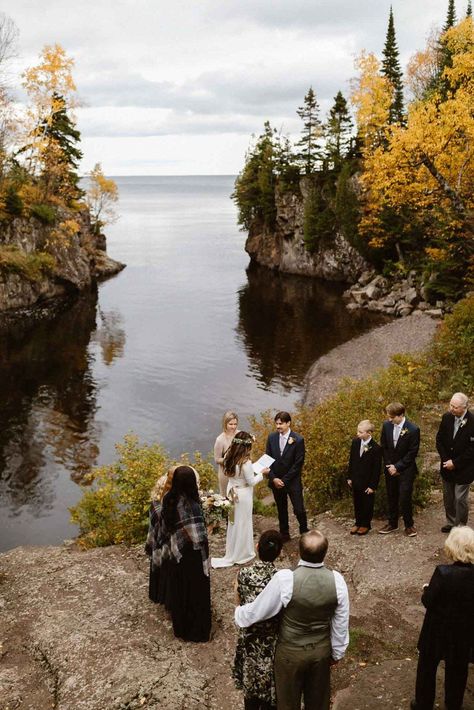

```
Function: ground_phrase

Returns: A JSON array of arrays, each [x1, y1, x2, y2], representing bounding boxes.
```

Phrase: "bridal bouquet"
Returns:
[[200, 491, 232, 533]]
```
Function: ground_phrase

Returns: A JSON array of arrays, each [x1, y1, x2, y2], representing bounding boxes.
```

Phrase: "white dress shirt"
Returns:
[[279, 429, 290, 454], [393, 417, 406, 445], [360, 436, 372, 457], [234, 560, 350, 660]]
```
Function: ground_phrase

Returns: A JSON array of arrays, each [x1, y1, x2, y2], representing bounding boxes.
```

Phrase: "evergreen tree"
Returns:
[[296, 87, 322, 174], [381, 7, 405, 124], [443, 0, 457, 31], [39, 93, 83, 201], [324, 91, 353, 169], [466, 0, 472, 17]]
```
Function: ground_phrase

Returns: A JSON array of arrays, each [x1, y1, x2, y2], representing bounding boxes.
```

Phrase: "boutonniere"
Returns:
[[362, 444, 372, 453], [399, 428, 409, 437], [288, 437, 295, 445], [459, 419, 467, 429]]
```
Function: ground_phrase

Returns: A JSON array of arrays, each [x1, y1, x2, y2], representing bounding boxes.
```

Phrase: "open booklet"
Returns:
[[253, 453, 275, 474]]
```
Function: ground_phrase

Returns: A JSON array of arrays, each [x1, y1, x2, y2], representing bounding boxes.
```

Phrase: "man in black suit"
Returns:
[[347, 419, 382, 535], [436, 392, 474, 532], [265, 411, 308, 542], [379, 401, 420, 537]]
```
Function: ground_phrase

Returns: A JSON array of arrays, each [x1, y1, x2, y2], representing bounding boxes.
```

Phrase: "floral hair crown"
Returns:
[[233, 435, 255, 445]]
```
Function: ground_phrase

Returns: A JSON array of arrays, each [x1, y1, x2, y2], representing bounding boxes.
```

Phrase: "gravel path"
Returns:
[[302, 312, 439, 407]]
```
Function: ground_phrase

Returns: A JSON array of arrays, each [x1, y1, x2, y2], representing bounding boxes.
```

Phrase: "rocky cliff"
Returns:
[[245, 179, 369, 283], [0, 208, 124, 321]]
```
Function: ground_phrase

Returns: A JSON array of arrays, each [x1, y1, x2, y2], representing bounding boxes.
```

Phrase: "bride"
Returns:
[[211, 431, 268, 568]]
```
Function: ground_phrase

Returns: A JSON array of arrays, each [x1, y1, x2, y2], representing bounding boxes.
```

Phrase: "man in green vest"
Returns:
[[235, 530, 349, 709]]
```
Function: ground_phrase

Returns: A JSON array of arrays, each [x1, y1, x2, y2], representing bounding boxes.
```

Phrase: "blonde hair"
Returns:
[[444, 526, 474, 564], [358, 419, 374, 433], [150, 465, 178, 501], [222, 410, 239, 432]]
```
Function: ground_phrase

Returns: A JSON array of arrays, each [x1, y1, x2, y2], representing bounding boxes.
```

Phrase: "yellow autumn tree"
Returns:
[[351, 51, 393, 152], [352, 19, 474, 299], [85, 163, 119, 232], [21, 44, 82, 204]]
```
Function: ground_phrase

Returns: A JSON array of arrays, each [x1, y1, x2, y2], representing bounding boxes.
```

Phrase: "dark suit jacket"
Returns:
[[348, 438, 382, 491], [417, 562, 474, 664], [380, 418, 420, 477], [265, 430, 305, 489], [436, 410, 474, 484]]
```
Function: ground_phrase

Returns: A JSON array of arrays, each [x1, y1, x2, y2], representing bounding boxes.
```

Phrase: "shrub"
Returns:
[[70, 435, 218, 548], [0, 246, 56, 281], [5, 185, 23, 216], [30, 203, 56, 225]]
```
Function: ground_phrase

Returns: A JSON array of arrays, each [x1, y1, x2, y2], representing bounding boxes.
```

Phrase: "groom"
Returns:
[[265, 411, 308, 542]]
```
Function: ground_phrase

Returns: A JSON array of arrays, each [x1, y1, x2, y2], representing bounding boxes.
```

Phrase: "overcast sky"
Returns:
[[5, 0, 455, 175]]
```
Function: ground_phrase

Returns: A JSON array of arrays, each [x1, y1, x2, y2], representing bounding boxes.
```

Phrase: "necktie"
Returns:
[[393, 425, 400, 445], [454, 417, 462, 436], [279, 435, 285, 454]]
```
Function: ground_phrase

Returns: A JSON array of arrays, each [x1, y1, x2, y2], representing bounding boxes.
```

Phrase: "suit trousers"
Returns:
[[442, 479, 470, 526], [352, 488, 375, 528], [272, 483, 308, 535], [385, 471, 414, 528], [415, 651, 469, 710], [274, 642, 330, 710]]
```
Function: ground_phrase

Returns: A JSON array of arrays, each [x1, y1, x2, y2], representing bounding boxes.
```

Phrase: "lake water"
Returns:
[[0, 176, 381, 550]]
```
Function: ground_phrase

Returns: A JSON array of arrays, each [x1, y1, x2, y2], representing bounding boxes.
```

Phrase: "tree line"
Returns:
[[233, 1, 473, 302], [0, 15, 117, 254]]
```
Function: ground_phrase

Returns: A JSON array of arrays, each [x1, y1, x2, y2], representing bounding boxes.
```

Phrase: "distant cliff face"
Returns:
[[0, 208, 124, 318], [245, 179, 369, 283]]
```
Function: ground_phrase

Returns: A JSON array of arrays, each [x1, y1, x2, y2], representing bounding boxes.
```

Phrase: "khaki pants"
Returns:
[[274, 641, 331, 710]]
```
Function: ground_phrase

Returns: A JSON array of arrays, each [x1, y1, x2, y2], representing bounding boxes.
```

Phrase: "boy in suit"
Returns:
[[265, 411, 308, 542], [436, 392, 474, 531], [379, 401, 420, 537], [347, 420, 382, 535]]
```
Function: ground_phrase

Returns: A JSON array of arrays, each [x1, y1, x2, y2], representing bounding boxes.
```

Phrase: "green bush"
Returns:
[[0, 245, 56, 281], [30, 203, 56, 224], [5, 185, 23, 216], [70, 434, 218, 548]]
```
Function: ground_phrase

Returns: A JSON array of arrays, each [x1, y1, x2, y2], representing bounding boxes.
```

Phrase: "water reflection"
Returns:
[[237, 263, 385, 391], [92, 307, 126, 366], [0, 290, 102, 512]]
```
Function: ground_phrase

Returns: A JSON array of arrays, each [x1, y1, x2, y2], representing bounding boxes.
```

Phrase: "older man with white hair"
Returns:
[[436, 392, 474, 532]]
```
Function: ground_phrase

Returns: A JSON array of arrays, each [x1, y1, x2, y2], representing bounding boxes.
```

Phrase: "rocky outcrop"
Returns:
[[0, 209, 124, 319], [343, 269, 447, 318], [245, 180, 369, 283]]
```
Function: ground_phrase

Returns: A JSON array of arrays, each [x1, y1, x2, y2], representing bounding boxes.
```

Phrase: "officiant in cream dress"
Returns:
[[211, 431, 269, 568], [213, 410, 239, 497]]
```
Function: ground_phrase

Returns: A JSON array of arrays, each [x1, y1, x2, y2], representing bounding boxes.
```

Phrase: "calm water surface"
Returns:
[[0, 176, 381, 550]]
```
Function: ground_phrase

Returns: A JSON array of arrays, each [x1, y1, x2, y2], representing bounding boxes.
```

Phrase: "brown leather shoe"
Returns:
[[405, 526, 418, 537], [379, 524, 399, 534], [357, 527, 370, 535], [350, 525, 359, 535]]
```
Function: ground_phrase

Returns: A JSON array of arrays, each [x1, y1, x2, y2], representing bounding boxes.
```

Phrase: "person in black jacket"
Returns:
[[436, 392, 474, 532], [265, 411, 308, 542], [379, 401, 420, 537], [411, 525, 474, 710], [347, 420, 382, 535]]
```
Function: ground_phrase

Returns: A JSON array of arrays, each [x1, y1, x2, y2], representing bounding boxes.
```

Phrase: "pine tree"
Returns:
[[324, 91, 353, 169], [296, 87, 322, 174], [466, 0, 472, 17], [381, 7, 405, 124], [443, 0, 457, 31]]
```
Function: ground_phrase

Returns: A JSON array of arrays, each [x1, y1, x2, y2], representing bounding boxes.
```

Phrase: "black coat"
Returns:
[[417, 562, 474, 665], [436, 410, 474, 485], [348, 438, 382, 491], [266, 430, 305, 490], [380, 418, 420, 477]]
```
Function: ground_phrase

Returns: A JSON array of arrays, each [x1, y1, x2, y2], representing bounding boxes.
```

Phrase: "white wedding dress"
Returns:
[[211, 460, 263, 568]]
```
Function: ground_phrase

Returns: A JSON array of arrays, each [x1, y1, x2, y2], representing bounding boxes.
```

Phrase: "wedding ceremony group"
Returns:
[[145, 395, 474, 710]]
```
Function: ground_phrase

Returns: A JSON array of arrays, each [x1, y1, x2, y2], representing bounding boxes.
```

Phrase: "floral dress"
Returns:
[[232, 561, 280, 704]]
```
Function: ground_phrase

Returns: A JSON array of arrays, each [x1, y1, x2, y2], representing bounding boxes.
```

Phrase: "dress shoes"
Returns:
[[357, 527, 370, 535], [280, 532, 291, 543], [378, 524, 399, 534], [405, 526, 418, 537], [350, 525, 359, 535], [441, 524, 453, 533]]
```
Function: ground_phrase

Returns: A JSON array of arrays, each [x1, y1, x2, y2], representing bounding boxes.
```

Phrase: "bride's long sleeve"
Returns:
[[242, 460, 263, 487]]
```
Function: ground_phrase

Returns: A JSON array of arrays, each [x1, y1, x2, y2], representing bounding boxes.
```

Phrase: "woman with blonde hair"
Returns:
[[214, 410, 239, 496], [211, 431, 268, 569], [412, 526, 474, 709], [145, 465, 178, 606]]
